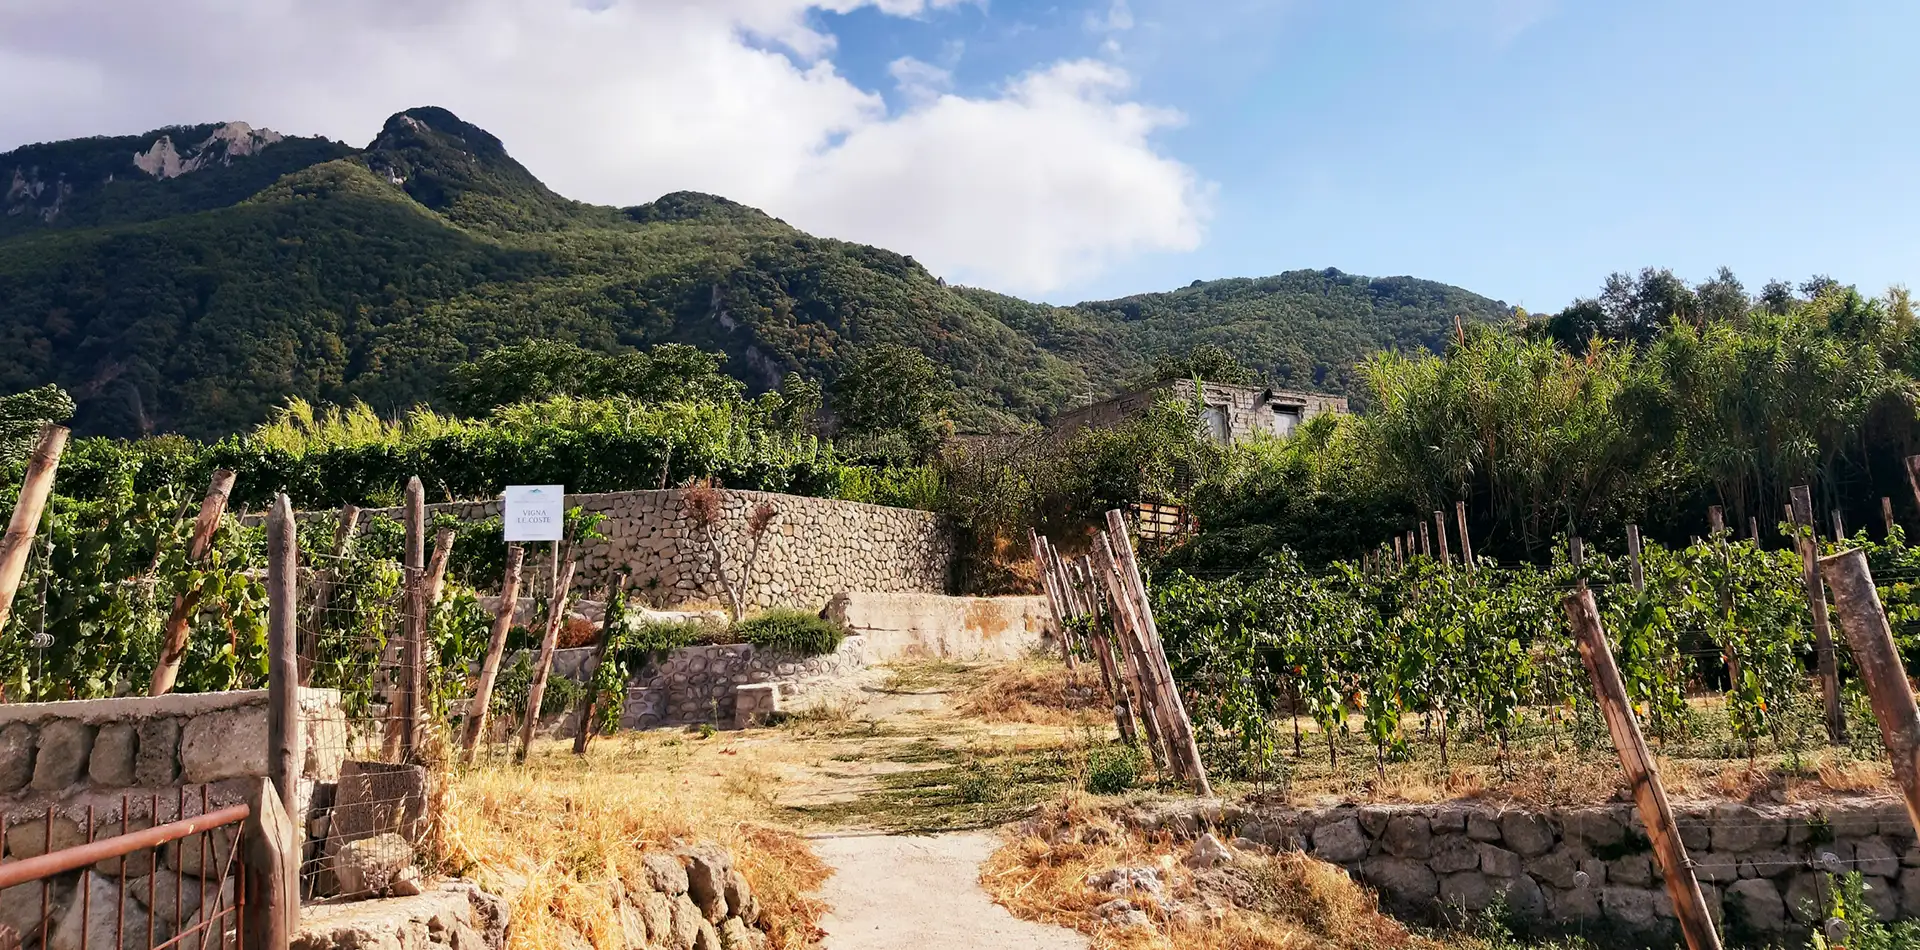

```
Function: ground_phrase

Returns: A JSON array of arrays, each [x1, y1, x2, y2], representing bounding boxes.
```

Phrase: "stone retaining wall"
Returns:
[[1135, 795, 1918, 946], [622, 635, 869, 730], [0, 689, 346, 828], [357, 489, 952, 610]]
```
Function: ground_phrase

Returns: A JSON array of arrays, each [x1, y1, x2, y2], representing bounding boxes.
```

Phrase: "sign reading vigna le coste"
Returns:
[[503, 485, 565, 542]]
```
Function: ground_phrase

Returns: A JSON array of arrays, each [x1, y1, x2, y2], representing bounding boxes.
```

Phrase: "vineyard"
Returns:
[[1147, 517, 1920, 793]]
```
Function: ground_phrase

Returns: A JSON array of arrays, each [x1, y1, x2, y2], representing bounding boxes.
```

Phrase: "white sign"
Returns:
[[503, 485, 566, 542]]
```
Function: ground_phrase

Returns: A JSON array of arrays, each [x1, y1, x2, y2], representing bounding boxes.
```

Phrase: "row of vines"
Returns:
[[0, 475, 669, 744], [1150, 526, 1920, 781]]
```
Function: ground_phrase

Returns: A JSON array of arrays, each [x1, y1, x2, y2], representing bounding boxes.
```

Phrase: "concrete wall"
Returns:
[[1049, 379, 1347, 445], [360, 489, 952, 610], [1136, 795, 1916, 946], [0, 688, 346, 850], [824, 593, 1052, 662]]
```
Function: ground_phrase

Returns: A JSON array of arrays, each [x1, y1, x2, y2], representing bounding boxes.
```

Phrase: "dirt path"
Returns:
[[812, 831, 1089, 950]]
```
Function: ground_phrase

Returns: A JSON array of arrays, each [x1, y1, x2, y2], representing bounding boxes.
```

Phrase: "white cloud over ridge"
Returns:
[[0, 0, 1209, 294]]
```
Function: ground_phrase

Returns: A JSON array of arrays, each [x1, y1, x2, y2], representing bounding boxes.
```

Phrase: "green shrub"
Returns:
[[733, 609, 846, 655], [1085, 744, 1142, 795]]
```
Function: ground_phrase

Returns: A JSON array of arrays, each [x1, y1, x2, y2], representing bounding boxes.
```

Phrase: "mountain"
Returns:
[[0, 107, 1513, 438]]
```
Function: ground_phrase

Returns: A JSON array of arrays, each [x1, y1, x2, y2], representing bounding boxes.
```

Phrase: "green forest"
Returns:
[[0, 107, 1501, 439]]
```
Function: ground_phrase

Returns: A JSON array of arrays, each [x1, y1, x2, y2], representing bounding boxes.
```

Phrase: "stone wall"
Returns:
[[1134, 795, 1918, 946], [824, 593, 1052, 662], [358, 489, 952, 610], [0, 688, 346, 830], [622, 636, 870, 731]]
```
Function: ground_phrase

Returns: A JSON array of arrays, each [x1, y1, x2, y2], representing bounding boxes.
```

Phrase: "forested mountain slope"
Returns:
[[0, 107, 1511, 437]]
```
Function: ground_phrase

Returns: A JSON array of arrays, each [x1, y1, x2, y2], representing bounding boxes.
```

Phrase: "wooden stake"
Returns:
[[1392, 536, 1404, 570], [1832, 508, 1846, 544], [424, 527, 456, 606], [518, 558, 579, 762], [1707, 505, 1724, 538], [1820, 549, 1920, 838], [1571, 535, 1585, 567], [1433, 510, 1451, 567], [1748, 515, 1760, 544], [1092, 540, 1166, 766], [1563, 588, 1723, 950], [149, 468, 238, 696], [265, 495, 300, 823], [461, 545, 525, 762], [1791, 485, 1847, 744], [399, 477, 428, 762], [1626, 525, 1645, 592], [1030, 531, 1074, 667], [1105, 511, 1212, 796], [0, 424, 68, 635], [1418, 522, 1431, 559], [1454, 501, 1474, 573], [1885, 496, 1897, 538], [572, 573, 628, 754]]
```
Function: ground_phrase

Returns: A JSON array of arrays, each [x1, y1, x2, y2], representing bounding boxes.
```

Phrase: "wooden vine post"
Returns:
[[572, 573, 629, 755], [1885, 497, 1897, 538], [424, 527, 457, 606], [518, 556, 579, 763], [1820, 549, 1920, 837], [461, 544, 525, 762], [1067, 550, 1136, 747], [149, 468, 238, 695], [1707, 505, 1725, 538], [1748, 516, 1760, 544], [1030, 531, 1075, 669], [1791, 485, 1847, 744], [1418, 522, 1431, 559], [1454, 501, 1474, 573], [1092, 540, 1167, 766], [1433, 510, 1451, 567], [1563, 587, 1724, 950], [265, 494, 302, 825], [0, 424, 68, 636], [1105, 509, 1212, 796]]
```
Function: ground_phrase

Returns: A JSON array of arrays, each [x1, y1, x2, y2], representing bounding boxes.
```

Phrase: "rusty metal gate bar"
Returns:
[[0, 789, 250, 950]]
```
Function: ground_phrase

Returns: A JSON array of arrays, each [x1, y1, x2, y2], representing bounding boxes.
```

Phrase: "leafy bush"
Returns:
[[1085, 744, 1142, 795], [733, 609, 846, 655]]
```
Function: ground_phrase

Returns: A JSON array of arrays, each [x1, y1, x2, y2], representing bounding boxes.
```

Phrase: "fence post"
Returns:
[[1393, 535, 1404, 570], [1418, 522, 1431, 559], [401, 477, 426, 762], [1820, 549, 1920, 837], [0, 424, 68, 636], [1885, 497, 1897, 538], [1454, 501, 1474, 573], [462, 545, 525, 763], [151, 468, 238, 696], [1832, 509, 1846, 544], [1708, 505, 1724, 538], [1792, 485, 1847, 744], [1563, 587, 1724, 950], [1908, 456, 1920, 527], [242, 777, 298, 950], [424, 527, 457, 606], [1749, 515, 1760, 544], [266, 495, 301, 826], [1433, 510, 1452, 567]]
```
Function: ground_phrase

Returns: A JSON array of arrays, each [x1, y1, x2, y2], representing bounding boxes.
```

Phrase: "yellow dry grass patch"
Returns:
[[444, 737, 829, 950], [958, 658, 1112, 726], [983, 797, 1449, 950]]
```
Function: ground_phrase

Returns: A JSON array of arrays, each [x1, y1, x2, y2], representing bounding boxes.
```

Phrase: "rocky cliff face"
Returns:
[[130, 121, 285, 180]]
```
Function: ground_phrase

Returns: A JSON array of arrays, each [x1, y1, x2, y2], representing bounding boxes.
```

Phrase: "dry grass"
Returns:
[[958, 658, 1112, 726], [444, 737, 829, 950], [984, 796, 1478, 950]]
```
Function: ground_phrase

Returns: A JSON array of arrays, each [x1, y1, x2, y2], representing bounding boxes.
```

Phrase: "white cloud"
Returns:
[[888, 56, 954, 105], [0, 0, 1207, 295]]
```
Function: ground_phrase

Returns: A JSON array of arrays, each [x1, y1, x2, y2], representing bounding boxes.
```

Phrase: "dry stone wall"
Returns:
[[621, 636, 869, 731], [358, 489, 951, 610], [1133, 795, 1919, 946]]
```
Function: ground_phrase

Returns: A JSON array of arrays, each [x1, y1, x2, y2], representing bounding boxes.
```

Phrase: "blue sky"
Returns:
[[816, 0, 1920, 310]]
